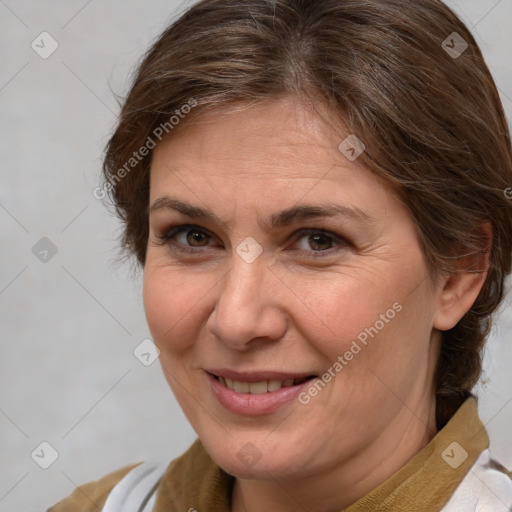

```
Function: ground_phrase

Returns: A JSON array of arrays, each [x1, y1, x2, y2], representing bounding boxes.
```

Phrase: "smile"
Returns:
[[214, 375, 312, 393], [206, 371, 317, 415]]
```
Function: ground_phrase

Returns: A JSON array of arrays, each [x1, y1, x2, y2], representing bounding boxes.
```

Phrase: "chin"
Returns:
[[204, 436, 303, 480], [221, 455, 291, 480]]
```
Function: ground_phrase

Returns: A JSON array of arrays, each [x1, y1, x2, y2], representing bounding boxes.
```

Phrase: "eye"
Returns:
[[156, 224, 349, 258], [291, 229, 347, 255], [176, 227, 210, 247], [157, 224, 218, 252]]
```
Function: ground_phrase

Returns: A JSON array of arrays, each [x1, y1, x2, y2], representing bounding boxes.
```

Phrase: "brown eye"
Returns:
[[185, 229, 210, 247], [308, 233, 333, 251], [159, 225, 216, 251], [294, 230, 339, 252], [291, 229, 348, 258]]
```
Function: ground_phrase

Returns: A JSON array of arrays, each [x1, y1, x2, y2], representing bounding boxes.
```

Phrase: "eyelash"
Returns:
[[155, 224, 349, 258]]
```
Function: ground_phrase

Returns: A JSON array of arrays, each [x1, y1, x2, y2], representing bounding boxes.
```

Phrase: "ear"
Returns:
[[433, 223, 492, 331]]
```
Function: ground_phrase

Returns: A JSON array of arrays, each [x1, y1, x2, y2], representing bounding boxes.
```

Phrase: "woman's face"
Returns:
[[144, 97, 442, 481]]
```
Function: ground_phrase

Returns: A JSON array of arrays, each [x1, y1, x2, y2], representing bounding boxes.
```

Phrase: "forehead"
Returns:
[[149, 97, 397, 217]]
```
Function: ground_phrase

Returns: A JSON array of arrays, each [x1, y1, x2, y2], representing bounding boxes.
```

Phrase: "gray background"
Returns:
[[0, 1, 511, 510]]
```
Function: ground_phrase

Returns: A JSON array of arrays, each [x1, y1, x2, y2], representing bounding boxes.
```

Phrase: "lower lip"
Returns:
[[207, 372, 315, 416]]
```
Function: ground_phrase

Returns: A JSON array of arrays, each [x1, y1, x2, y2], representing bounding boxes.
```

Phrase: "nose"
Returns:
[[206, 256, 287, 351]]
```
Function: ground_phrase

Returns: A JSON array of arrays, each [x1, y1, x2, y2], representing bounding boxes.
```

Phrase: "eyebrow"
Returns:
[[149, 196, 376, 228]]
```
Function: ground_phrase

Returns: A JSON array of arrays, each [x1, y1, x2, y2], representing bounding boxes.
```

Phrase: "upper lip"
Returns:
[[206, 368, 316, 383]]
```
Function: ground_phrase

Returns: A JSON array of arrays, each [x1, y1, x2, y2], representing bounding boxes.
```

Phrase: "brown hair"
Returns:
[[103, 0, 512, 428]]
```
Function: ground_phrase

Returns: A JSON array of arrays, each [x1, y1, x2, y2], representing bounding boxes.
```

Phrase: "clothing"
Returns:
[[47, 397, 512, 511]]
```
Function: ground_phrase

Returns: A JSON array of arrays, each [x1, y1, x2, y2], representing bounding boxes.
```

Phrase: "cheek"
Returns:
[[300, 263, 430, 367], [143, 266, 207, 353], [290, 271, 401, 351]]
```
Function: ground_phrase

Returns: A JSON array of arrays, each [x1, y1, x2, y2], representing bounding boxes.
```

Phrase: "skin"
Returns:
[[143, 96, 489, 512]]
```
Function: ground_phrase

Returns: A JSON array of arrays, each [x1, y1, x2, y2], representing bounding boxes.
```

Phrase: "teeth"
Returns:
[[267, 379, 282, 392], [233, 381, 249, 393], [218, 376, 308, 393], [248, 381, 268, 394]]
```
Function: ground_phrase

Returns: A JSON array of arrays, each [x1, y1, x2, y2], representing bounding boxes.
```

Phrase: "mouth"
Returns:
[[207, 371, 316, 394], [206, 370, 319, 415]]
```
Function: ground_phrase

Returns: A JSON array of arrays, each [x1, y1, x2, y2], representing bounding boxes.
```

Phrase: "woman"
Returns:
[[48, 0, 512, 510]]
